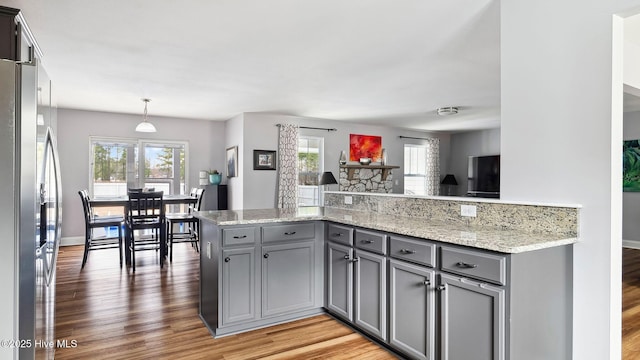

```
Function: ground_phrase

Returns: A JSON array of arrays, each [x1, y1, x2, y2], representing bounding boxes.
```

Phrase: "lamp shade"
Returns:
[[135, 121, 156, 132], [319, 171, 338, 185], [441, 174, 458, 185]]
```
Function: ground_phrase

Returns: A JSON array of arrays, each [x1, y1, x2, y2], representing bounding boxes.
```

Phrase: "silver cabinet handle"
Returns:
[[284, 231, 296, 235], [423, 280, 430, 286], [400, 249, 416, 254], [224, 257, 230, 263], [437, 284, 446, 291], [233, 235, 247, 239], [456, 261, 477, 269], [361, 239, 374, 244], [264, 253, 269, 259], [344, 254, 350, 260], [332, 233, 343, 237], [350, 258, 359, 263]]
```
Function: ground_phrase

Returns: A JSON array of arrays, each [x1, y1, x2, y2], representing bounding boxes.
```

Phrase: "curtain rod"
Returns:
[[276, 124, 337, 132], [399, 135, 434, 141]]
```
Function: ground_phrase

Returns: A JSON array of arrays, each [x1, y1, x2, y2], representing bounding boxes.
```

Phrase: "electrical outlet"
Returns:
[[461, 204, 477, 217], [344, 195, 353, 205]]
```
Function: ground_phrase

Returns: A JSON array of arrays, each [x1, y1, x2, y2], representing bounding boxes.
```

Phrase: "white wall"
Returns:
[[501, 2, 637, 359], [239, 112, 451, 209], [624, 110, 640, 245], [57, 108, 225, 240], [448, 128, 501, 196], [224, 113, 244, 210]]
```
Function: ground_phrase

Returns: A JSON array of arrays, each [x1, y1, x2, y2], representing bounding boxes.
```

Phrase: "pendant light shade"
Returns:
[[135, 98, 156, 133]]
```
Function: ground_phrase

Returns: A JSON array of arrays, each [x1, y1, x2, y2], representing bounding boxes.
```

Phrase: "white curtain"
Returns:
[[425, 138, 440, 196], [276, 124, 299, 208]]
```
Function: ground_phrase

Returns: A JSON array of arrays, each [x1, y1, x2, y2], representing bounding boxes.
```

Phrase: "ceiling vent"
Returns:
[[437, 106, 459, 116]]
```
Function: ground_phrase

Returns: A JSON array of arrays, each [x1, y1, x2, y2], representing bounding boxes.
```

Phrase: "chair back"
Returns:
[[126, 190, 165, 225], [193, 188, 205, 212], [78, 190, 93, 225]]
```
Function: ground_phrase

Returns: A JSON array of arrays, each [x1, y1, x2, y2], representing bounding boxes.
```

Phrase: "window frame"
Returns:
[[88, 136, 189, 198]]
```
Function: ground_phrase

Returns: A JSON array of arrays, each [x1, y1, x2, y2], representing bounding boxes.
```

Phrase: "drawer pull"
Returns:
[[361, 239, 374, 244], [233, 235, 247, 239], [400, 248, 416, 254], [456, 261, 478, 269], [349, 257, 359, 263], [332, 232, 343, 237], [344, 254, 350, 260], [423, 280, 430, 286], [264, 253, 269, 259], [224, 257, 230, 263], [437, 284, 446, 291], [284, 231, 297, 235]]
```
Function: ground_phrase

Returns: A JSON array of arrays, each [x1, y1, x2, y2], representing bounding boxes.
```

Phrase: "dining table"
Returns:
[[89, 194, 198, 266]]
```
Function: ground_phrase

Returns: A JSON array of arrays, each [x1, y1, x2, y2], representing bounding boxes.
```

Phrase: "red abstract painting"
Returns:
[[349, 134, 382, 161]]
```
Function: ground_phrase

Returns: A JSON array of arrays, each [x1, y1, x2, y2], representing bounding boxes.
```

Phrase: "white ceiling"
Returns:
[[2, 0, 502, 132]]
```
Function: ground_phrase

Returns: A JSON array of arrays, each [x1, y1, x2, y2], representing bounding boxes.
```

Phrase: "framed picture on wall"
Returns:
[[226, 146, 238, 178], [253, 150, 276, 170]]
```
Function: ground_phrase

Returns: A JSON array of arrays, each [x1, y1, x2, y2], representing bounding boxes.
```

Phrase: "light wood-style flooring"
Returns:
[[55, 244, 396, 359], [623, 247, 640, 359]]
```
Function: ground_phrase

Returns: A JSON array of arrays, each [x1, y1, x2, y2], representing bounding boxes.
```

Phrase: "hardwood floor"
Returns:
[[55, 244, 396, 359], [623, 247, 640, 359]]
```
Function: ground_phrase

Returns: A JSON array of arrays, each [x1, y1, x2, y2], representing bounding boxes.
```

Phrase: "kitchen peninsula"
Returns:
[[195, 195, 578, 360]]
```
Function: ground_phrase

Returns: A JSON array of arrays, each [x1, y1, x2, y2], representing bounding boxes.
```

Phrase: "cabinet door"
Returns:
[[439, 273, 505, 360], [221, 247, 257, 326], [262, 241, 315, 317], [354, 250, 387, 341], [326, 242, 353, 321], [389, 259, 435, 360]]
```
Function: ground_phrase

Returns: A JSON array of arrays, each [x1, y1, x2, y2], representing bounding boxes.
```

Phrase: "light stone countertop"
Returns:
[[194, 207, 578, 254]]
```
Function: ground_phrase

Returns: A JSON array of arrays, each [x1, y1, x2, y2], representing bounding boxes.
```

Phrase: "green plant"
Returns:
[[208, 169, 219, 175]]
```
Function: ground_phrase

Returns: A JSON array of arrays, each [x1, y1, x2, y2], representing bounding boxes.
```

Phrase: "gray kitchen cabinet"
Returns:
[[354, 249, 387, 341], [439, 272, 505, 360], [326, 241, 353, 321], [262, 241, 315, 317], [389, 259, 436, 360], [221, 246, 258, 326]]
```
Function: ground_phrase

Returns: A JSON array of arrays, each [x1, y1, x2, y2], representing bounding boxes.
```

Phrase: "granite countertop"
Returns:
[[194, 207, 578, 254]]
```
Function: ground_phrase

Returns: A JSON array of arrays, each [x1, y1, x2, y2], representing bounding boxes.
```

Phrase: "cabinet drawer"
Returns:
[[440, 246, 507, 285], [355, 229, 387, 255], [327, 223, 354, 246], [389, 236, 436, 267], [222, 227, 256, 246], [262, 222, 315, 243]]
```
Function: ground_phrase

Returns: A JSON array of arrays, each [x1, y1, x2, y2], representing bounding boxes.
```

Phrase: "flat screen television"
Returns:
[[467, 155, 500, 198]]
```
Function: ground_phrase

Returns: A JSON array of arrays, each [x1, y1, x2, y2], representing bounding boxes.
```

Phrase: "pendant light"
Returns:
[[135, 98, 156, 133]]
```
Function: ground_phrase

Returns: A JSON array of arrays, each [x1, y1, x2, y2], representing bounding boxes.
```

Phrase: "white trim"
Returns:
[[61, 236, 84, 247], [623, 239, 640, 250]]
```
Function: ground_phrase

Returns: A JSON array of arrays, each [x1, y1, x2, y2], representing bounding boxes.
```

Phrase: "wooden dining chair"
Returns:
[[78, 190, 124, 268], [125, 190, 165, 272], [166, 188, 205, 262]]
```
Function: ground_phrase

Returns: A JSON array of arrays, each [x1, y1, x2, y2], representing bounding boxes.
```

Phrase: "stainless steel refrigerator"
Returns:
[[0, 56, 61, 360]]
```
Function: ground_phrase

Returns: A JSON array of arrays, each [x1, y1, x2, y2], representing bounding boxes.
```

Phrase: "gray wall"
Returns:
[[500, 1, 635, 358], [624, 110, 640, 244], [448, 128, 501, 196], [238, 112, 451, 210], [57, 108, 225, 240], [224, 113, 245, 210]]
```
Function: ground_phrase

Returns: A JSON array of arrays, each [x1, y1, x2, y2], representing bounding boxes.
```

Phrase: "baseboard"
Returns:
[[623, 239, 640, 250], [61, 236, 84, 247]]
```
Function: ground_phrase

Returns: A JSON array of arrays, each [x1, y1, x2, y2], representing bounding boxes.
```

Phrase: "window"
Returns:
[[90, 137, 188, 199], [298, 136, 323, 206], [403, 140, 440, 196], [404, 144, 428, 195]]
